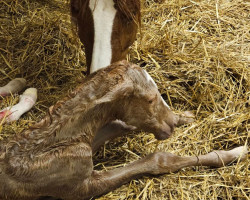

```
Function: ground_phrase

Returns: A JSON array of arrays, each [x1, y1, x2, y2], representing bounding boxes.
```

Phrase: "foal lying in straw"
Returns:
[[0, 61, 247, 200]]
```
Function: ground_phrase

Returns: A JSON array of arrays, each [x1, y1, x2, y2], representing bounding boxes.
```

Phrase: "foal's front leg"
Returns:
[[175, 111, 195, 126], [81, 146, 247, 199], [92, 120, 136, 152], [93, 111, 195, 152]]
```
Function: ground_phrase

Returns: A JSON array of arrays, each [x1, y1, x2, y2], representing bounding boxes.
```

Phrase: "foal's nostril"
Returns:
[[166, 113, 178, 130], [155, 131, 170, 140]]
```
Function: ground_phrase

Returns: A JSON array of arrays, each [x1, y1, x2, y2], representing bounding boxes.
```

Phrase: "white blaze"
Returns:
[[143, 69, 158, 88], [89, 0, 117, 73], [161, 96, 170, 109]]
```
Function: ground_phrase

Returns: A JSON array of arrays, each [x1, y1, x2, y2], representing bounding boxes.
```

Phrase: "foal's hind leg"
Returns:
[[80, 146, 248, 199], [0, 88, 37, 123], [0, 78, 26, 97]]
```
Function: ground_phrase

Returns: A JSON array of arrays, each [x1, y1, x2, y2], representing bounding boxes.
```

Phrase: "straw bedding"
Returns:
[[0, 0, 249, 199]]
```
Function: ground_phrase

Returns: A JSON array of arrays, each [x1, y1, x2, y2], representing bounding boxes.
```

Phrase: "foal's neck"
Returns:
[[54, 100, 119, 145]]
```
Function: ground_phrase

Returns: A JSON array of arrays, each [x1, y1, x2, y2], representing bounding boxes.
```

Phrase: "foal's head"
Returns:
[[70, 0, 141, 74], [122, 66, 177, 140], [99, 62, 177, 140]]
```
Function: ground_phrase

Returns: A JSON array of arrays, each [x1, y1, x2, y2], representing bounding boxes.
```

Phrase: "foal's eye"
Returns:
[[148, 99, 154, 104], [148, 94, 157, 104]]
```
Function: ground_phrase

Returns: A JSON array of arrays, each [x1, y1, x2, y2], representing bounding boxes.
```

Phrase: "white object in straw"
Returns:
[[0, 88, 37, 123]]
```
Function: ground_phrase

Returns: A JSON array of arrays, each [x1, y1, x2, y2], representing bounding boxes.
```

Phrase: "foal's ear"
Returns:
[[116, 81, 134, 98], [95, 81, 134, 105]]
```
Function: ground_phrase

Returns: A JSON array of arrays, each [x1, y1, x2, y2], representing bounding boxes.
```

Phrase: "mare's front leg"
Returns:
[[92, 120, 136, 152], [79, 146, 247, 200]]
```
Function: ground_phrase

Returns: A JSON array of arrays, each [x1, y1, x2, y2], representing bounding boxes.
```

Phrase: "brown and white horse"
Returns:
[[70, 0, 141, 74]]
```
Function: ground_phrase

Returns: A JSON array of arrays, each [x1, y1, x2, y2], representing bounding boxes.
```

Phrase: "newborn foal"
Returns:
[[0, 61, 247, 200]]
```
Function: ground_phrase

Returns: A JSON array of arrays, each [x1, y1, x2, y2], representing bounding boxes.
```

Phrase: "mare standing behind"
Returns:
[[0, 0, 140, 122], [70, 0, 141, 73]]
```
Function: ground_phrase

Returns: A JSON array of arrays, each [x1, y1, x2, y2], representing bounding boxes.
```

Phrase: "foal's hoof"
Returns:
[[0, 88, 37, 123], [228, 146, 248, 162], [212, 146, 248, 167], [0, 78, 26, 96], [176, 111, 195, 126]]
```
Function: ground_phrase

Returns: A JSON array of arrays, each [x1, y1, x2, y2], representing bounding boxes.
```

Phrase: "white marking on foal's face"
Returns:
[[143, 69, 170, 109], [89, 0, 117, 73], [161, 96, 170, 109], [143, 69, 158, 88]]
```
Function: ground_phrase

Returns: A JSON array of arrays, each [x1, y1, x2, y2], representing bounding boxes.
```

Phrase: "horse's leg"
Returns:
[[0, 88, 37, 123], [92, 120, 136, 152], [82, 146, 247, 199], [93, 111, 195, 152], [0, 78, 26, 97], [175, 111, 195, 126]]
